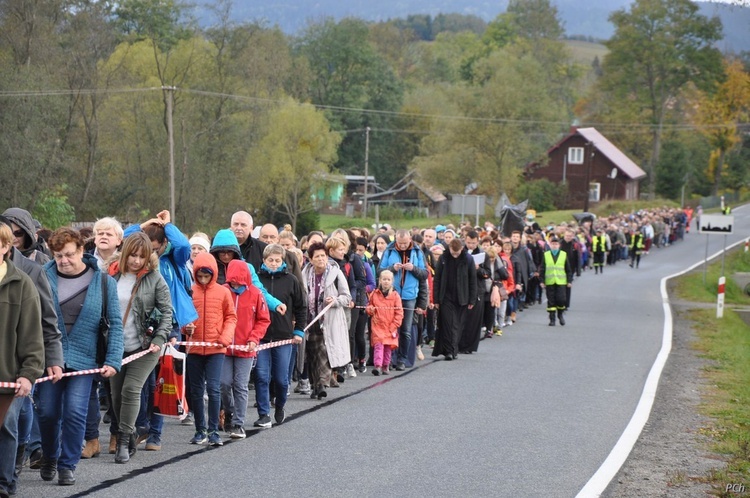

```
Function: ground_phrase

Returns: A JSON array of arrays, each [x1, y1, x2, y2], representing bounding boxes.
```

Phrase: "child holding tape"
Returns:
[[366, 270, 403, 375]]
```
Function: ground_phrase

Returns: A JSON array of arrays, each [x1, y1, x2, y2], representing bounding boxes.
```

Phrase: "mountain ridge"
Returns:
[[195, 1, 749, 52]]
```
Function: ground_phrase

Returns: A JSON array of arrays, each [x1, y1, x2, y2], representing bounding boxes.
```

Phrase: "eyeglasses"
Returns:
[[12, 230, 24, 238], [53, 251, 79, 261]]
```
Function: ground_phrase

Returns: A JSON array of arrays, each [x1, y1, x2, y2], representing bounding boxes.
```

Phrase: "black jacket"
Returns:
[[257, 264, 307, 342], [240, 237, 267, 272], [434, 249, 477, 307]]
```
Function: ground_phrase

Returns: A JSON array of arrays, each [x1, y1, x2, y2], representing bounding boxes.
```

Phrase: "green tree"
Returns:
[[244, 99, 341, 233], [33, 186, 76, 229], [414, 49, 565, 198], [598, 0, 723, 198], [296, 18, 405, 187]]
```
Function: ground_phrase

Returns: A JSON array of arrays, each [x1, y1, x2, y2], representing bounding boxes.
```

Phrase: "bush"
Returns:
[[33, 186, 75, 229], [515, 179, 567, 212]]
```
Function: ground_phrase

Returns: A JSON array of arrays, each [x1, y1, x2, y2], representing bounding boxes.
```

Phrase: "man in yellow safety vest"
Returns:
[[539, 235, 573, 326]]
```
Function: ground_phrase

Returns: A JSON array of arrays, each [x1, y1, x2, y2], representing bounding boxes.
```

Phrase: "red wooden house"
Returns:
[[526, 127, 647, 209]]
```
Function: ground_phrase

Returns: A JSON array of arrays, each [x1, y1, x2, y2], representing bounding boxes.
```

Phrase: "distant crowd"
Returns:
[[0, 203, 699, 494]]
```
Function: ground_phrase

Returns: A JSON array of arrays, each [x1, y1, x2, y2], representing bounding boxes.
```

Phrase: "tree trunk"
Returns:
[[711, 148, 726, 197]]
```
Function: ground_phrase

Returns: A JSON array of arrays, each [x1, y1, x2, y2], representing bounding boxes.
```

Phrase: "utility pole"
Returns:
[[164, 86, 176, 219], [363, 126, 370, 218], [583, 141, 593, 212]]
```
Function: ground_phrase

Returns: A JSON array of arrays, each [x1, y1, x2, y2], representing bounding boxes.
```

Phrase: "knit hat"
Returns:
[[189, 235, 210, 253]]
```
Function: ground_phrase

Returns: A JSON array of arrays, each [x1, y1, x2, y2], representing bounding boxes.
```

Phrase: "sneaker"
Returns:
[[394, 363, 405, 371], [253, 415, 272, 429], [494, 329, 503, 336], [372, 367, 381, 376], [357, 362, 367, 374], [382, 366, 390, 375], [416, 347, 424, 361], [229, 425, 246, 439], [135, 426, 149, 445], [189, 431, 208, 445], [297, 379, 312, 395], [274, 407, 286, 425], [345, 363, 357, 378], [145, 436, 161, 451], [208, 432, 223, 446], [181, 412, 194, 425]]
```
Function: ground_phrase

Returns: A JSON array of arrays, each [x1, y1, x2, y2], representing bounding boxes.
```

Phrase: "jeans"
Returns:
[[397, 299, 416, 365], [84, 378, 101, 440], [220, 356, 254, 427], [0, 396, 24, 494], [136, 367, 163, 438], [36, 374, 93, 471], [187, 354, 224, 433], [254, 344, 293, 416]]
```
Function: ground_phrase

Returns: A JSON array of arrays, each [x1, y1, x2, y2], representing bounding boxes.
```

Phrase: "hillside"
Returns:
[[196, 0, 750, 53]]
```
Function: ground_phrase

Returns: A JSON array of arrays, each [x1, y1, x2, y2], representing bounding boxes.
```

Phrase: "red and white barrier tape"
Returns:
[[1, 302, 341, 389], [0, 347, 157, 390]]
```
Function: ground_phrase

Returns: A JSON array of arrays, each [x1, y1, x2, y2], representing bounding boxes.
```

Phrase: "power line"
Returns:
[[0, 85, 747, 131]]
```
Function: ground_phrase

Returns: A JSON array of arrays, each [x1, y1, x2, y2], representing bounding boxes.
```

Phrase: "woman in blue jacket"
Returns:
[[38, 228, 123, 487]]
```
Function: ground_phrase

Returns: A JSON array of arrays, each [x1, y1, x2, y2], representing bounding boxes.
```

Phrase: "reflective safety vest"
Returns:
[[592, 235, 607, 252], [544, 251, 567, 286]]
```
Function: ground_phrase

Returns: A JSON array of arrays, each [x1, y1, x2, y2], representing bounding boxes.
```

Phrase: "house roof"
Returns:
[[368, 170, 447, 203], [552, 127, 647, 180]]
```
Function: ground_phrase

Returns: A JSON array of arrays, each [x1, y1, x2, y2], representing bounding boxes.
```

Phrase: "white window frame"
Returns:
[[589, 182, 601, 202], [568, 147, 584, 164]]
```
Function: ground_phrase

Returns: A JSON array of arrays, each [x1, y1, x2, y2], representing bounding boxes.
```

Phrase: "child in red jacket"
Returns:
[[220, 260, 270, 439], [366, 270, 403, 375]]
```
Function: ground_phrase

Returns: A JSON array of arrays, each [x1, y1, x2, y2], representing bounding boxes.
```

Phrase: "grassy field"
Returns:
[[564, 39, 609, 64], [674, 250, 750, 304], [674, 248, 750, 493]]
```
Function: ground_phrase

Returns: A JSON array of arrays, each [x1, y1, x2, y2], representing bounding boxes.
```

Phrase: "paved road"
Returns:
[[20, 208, 749, 498]]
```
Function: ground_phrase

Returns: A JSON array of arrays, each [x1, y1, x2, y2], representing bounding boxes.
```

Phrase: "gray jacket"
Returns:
[[114, 269, 173, 350]]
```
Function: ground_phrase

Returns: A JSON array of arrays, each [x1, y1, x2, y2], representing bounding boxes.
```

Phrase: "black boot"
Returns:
[[558, 310, 566, 326], [115, 432, 131, 464], [128, 432, 137, 457], [548, 312, 556, 326], [15, 443, 26, 476]]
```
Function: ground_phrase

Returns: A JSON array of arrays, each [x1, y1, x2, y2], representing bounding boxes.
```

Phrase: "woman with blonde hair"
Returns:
[[107, 232, 173, 463]]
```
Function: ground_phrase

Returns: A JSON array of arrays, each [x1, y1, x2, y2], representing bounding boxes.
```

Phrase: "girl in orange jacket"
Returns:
[[366, 270, 403, 375], [185, 253, 237, 446]]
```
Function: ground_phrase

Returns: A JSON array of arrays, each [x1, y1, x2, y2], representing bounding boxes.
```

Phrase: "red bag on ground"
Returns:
[[153, 345, 189, 419]]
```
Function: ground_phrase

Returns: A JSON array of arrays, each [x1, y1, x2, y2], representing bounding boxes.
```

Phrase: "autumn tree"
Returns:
[[244, 99, 341, 233], [596, 0, 723, 198], [691, 59, 750, 195]]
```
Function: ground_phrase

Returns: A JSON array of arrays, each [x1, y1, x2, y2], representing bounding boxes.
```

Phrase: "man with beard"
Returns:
[[432, 239, 476, 361]]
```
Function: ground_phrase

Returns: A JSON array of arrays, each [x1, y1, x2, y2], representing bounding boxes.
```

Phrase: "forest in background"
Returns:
[[0, 0, 748, 234]]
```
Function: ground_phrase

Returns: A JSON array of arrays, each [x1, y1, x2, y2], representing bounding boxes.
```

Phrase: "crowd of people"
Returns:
[[0, 203, 699, 494]]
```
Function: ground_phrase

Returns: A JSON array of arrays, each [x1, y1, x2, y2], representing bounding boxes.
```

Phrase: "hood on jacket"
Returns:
[[193, 252, 219, 286], [2, 207, 37, 250], [210, 229, 242, 260], [226, 259, 251, 286], [260, 261, 288, 275]]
